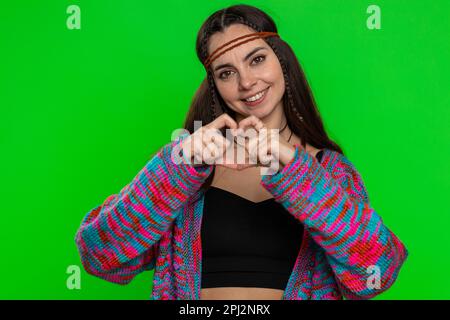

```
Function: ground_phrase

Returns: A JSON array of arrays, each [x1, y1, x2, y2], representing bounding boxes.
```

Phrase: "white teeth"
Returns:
[[244, 89, 266, 102]]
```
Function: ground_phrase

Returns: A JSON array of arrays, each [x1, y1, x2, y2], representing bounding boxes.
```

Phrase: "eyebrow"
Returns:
[[213, 46, 268, 72]]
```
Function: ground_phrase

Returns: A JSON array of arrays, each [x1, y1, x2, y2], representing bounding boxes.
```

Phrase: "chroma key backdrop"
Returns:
[[0, 0, 449, 299]]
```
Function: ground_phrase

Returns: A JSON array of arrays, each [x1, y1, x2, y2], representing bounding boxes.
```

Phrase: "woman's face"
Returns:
[[208, 24, 285, 120]]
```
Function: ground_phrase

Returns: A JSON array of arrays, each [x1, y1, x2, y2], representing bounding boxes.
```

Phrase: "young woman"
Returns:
[[75, 5, 408, 300]]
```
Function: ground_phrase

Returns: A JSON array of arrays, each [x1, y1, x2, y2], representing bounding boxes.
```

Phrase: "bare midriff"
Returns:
[[200, 287, 284, 300]]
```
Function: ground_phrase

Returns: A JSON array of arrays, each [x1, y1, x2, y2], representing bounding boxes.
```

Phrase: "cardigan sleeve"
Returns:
[[260, 146, 408, 299], [75, 133, 213, 284]]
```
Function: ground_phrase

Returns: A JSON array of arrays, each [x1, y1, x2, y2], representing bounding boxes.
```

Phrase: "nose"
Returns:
[[238, 68, 257, 91]]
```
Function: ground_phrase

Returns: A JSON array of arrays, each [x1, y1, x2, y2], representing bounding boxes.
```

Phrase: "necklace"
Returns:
[[279, 121, 293, 143], [287, 129, 293, 143]]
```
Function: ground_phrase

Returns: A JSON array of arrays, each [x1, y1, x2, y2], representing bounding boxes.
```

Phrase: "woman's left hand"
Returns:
[[234, 115, 297, 169]]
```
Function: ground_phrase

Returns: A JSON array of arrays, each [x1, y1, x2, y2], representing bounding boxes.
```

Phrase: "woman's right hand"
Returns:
[[180, 113, 238, 167]]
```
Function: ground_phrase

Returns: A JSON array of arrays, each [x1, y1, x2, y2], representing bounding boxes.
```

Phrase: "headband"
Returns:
[[204, 31, 280, 70]]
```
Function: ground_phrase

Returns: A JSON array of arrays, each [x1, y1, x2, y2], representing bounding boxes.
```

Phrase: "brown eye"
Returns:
[[219, 70, 234, 80], [252, 55, 266, 65]]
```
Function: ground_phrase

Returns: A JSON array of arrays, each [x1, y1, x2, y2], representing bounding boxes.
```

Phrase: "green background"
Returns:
[[1, 0, 449, 299]]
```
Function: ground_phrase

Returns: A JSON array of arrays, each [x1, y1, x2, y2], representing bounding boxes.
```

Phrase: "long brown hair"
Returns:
[[183, 4, 344, 190]]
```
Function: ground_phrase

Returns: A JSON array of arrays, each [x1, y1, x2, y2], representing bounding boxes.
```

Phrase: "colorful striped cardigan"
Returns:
[[75, 133, 408, 300]]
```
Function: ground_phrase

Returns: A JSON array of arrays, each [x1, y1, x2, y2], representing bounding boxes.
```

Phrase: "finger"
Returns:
[[205, 140, 219, 159], [193, 147, 203, 165], [258, 139, 272, 165], [205, 128, 232, 164], [216, 142, 238, 169], [212, 133, 228, 151], [258, 129, 273, 164], [234, 140, 248, 166], [245, 135, 270, 166], [218, 138, 232, 164], [202, 127, 221, 143], [236, 138, 259, 170], [238, 115, 264, 132], [202, 142, 216, 164], [192, 136, 204, 165], [236, 126, 258, 154], [216, 144, 237, 168], [246, 135, 259, 164], [201, 130, 221, 164], [261, 154, 279, 172], [207, 113, 238, 131], [244, 126, 264, 155], [207, 131, 229, 162], [202, 128, 220, 150], [267, 130, 280, 157]]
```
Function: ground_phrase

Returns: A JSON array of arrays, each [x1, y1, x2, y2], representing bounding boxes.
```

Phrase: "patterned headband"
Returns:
[[203, 31, 280, 70]]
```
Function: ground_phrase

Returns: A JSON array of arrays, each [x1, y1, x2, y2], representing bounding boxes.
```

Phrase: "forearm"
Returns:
[[261, 146, 408, 298], [75, 135, 213, 272]]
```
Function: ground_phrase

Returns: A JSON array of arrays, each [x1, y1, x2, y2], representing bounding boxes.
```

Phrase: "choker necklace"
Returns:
[[280, 121, 293, 143]]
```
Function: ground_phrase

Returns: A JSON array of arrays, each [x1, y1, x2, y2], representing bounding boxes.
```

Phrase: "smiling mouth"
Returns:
[[241, 87, 269, 106]]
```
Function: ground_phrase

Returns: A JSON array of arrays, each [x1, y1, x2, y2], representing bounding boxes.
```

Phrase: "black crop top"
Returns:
[[200, 150, 324, 290]]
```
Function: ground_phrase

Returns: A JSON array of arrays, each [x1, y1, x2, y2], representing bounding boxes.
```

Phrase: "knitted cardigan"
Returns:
[[75, 133, 408, 300]]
